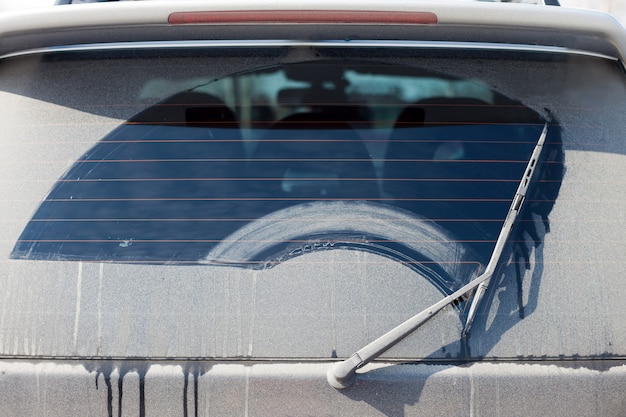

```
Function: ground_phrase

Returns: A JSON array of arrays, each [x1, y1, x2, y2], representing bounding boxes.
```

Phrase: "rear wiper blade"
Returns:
[[462, 119, 550, 335], [327, 120, 550, 389]]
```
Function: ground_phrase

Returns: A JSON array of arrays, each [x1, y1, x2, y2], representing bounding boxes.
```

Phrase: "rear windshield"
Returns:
[[8, 55, 552, 273], [1, 46, 625, 359]]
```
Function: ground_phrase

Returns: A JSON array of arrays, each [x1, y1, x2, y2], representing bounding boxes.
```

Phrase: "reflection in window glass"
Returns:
[[12, 60, 560, 291]]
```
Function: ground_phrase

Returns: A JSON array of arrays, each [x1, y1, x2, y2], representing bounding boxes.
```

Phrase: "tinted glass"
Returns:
[[10, 60, 553, 285]]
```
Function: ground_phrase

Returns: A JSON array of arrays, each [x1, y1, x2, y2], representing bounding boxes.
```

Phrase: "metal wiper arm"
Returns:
[[327, 120, 550, 389], [463, 119, 549, 335]]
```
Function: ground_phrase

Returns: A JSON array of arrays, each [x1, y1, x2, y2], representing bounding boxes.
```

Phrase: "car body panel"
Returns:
[[0, 1, 624, 59], [1, 360, 625, 417]]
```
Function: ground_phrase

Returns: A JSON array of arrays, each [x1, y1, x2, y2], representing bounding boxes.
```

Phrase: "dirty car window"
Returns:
[[11, 60, 555, 286], [2, 47, 625, 362]]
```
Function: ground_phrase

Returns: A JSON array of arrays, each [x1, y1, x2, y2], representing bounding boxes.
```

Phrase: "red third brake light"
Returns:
[[168, 10, 438, 25]]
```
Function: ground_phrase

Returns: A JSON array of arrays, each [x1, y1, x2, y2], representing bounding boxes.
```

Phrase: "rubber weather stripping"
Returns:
[[0, 40, 617, 61]]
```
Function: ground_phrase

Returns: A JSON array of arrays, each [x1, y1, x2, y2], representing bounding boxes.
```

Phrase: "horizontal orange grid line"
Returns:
[[54, 178, 559, 183], [20, 215, 506, 220], [7, 239, 623, 245], [43, 197, 517, 202], [11, 198, 586, 203], [2, 258, 622, 266], [90, 139, 543, 143], [59, 158, 531, 163], [15, 239, 495, 244]]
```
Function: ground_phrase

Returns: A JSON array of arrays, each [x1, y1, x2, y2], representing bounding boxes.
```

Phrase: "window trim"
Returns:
[[0, 39, 618, 62]]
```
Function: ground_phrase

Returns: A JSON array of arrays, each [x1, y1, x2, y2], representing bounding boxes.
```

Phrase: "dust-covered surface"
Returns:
[[0, 251, 461, 359], [0, 360, 625, 416], [1, 43, 625, 415]]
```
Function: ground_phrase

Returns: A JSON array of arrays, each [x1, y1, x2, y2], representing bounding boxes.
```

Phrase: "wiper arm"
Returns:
[[327, 120, 550, 389], [462, 120, 549, 335]]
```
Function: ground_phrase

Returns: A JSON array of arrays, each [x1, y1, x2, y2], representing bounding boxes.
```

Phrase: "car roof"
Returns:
[[1, 0, 624, 60]]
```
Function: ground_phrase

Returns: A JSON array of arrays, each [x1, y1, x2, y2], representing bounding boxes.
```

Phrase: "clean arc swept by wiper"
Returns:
[[327, 120, 550, 389]]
